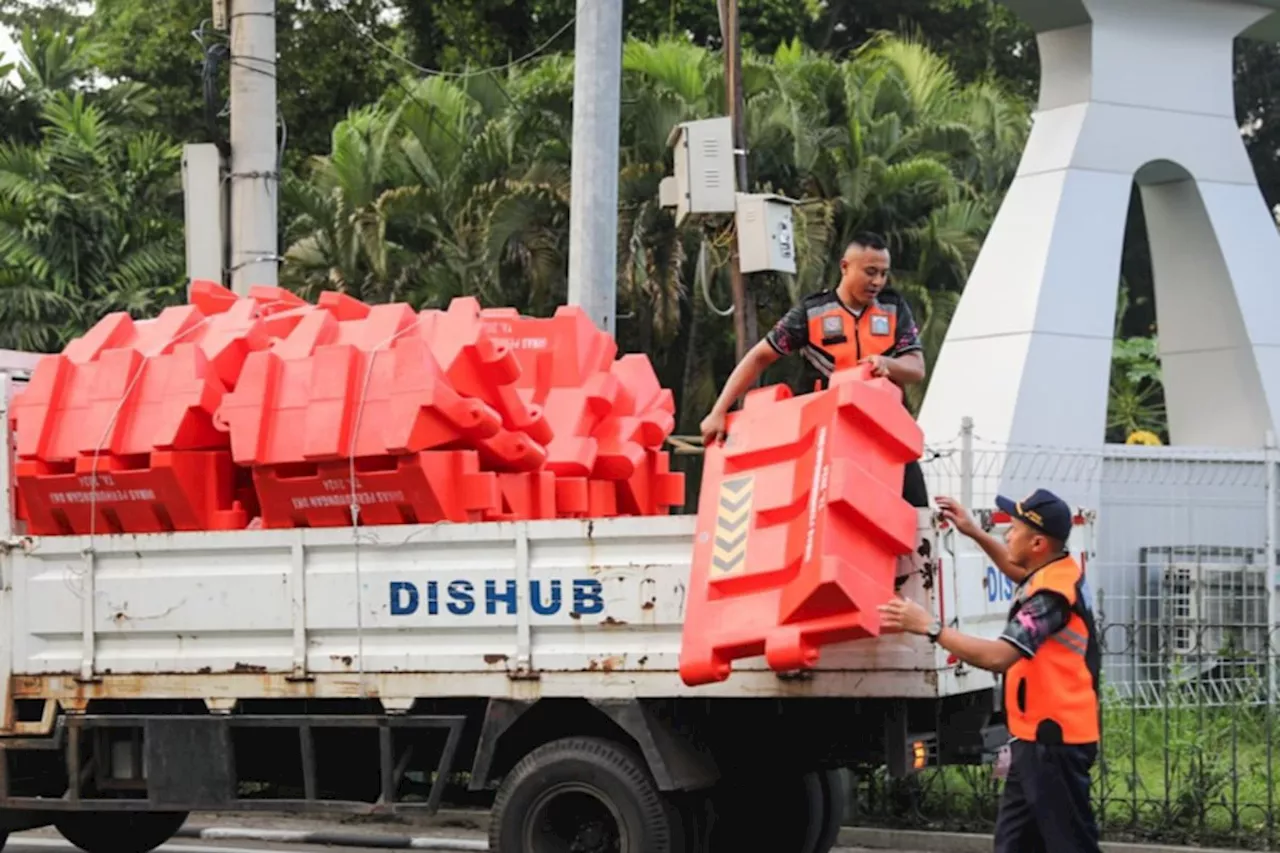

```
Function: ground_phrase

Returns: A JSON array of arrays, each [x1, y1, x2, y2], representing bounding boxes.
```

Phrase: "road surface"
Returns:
[[4, 834, 936, 853]]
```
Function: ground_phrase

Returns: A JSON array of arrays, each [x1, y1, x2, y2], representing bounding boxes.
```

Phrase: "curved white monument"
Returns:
[[918, 0, 1280, 463]]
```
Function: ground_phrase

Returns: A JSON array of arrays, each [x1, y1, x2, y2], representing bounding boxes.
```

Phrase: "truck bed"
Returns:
[[1, 511, 1012, 708]]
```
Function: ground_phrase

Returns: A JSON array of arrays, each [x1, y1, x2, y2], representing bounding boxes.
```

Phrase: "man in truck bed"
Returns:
[[699, 231, 929, 506]]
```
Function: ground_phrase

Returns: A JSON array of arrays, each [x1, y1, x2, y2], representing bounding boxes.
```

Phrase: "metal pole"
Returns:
[[566, 0, 623, 335], [719, 0, 756, 361], [229, 0, 279, 295], [1266, 429, 1278, 705], [961, 416, 974, 510]]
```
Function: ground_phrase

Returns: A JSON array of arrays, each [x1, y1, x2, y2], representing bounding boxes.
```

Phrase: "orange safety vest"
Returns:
[[1004, 555, 1101, 745], [805, 300, 899, 372]]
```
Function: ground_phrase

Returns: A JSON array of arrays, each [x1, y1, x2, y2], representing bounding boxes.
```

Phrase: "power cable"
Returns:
[[336, 1, 576, 80]]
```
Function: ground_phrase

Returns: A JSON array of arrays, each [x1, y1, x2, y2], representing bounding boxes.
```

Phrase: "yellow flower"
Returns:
[[1125, 429, 1162, 446]]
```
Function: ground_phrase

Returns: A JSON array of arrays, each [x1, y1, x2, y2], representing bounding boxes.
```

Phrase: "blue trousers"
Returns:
[[993, 740, 1102, 853]]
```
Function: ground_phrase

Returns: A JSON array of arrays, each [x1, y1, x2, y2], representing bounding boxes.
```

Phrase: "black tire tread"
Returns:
[[489, 735, 672, 853], [54, 811, 188, 853], [814, 769, 847, 853]]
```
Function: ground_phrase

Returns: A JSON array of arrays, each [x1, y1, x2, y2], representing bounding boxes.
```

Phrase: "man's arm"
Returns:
[[700, 304, 804, 444], [936, 496, 1029, 584], [970, 525, 1029, 584], [880, 349, 925, 385], [935, 627, 1023, 673], [706, 338, 781, 421], [878, 590, 1071, 675], [865, 295, 926, 386]]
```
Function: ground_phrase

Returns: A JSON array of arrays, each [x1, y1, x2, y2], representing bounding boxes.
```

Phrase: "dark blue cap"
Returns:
[[995, 488, 1072, 542]]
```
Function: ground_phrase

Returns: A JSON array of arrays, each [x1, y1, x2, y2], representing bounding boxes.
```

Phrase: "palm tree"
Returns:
[[0, 45, 185, 352], [277, 35, 1029, 425]]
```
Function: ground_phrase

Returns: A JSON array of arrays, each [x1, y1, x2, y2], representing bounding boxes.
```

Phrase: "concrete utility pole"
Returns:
[[718, 0, 757, 360], [228, 0, 279, 295], [566, 0, 624, 336]]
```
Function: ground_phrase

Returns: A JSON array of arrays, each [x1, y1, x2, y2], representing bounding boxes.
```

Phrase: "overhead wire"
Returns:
[[336, 1, 577, 80]]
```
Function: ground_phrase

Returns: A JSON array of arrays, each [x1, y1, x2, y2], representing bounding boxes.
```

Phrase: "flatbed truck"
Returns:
[[0, 367, 1091, 853]]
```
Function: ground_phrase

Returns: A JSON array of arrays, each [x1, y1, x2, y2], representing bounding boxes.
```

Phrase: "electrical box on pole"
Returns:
[[181, 143, 228, 290], [735, 193, 798, 275], [664, 117, 736, 226]]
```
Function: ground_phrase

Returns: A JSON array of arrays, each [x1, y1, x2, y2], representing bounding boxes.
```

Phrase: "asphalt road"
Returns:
[[4, 835, 935, 853], [7, 841, 417, 853]]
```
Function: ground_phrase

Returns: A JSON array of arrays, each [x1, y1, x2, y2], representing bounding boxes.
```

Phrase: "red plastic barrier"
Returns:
[[679, 366, 923, 686], [12, 282, 291, 467], [253, 451, 500, 528], [616, 449, 685, 516], [12, 286, 685, 534], [217, 307, 505, 466], [486, 471, 558, 521], [420, 298, 552, 446], [478, 305, 617, 398], [16, 451, 249, 535]]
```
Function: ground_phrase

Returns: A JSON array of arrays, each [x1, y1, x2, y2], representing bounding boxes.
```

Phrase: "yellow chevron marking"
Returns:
[[711, 476, 753, 577]]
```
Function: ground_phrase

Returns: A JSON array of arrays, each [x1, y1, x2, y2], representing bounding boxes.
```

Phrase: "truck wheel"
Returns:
[[814, 769, 847, 852], [707, 770, 823, 853], [490, 736, 674, 853], [0, 832, 8, 851], [54, 811, 188, 853]]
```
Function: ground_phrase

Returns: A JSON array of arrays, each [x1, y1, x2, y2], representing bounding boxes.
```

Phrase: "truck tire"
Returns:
[[707, 770, 823, 853], [0, 831, 8, 850], [814, 769, 847, 852], [54, 811, 188, 853], [490, 736, 675, 853]]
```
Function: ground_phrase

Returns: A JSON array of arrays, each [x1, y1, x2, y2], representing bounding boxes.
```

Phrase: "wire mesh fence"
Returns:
[[846, 426, 1280, 849]]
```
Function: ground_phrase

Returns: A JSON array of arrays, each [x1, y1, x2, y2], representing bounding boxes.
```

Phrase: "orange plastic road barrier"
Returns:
[[252, 450, 501, 528], [12, 282, 298, 465], [478, 305, 617, 398], [217, 306, 506, 466], [13, 320, 271, 466], [420, 298, 552, 446], [592, 355, 676, 479], [15, 451, 249, 535], [679, 366, 924, 686], [616, 449, 685, 516], [485, 471, 559, 521], [14, 286, 686, 534], [553, 477, 621, 519]]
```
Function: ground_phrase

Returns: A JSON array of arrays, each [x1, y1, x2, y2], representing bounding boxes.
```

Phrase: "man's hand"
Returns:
[[878, 596, 932, 635], [700, 410, 727, 446], [936, 495, 980, 538], [860, 354, 891, 378]]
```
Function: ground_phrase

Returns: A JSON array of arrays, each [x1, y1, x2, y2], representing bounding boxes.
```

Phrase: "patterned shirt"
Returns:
[[1000, 591, 1072, 658]]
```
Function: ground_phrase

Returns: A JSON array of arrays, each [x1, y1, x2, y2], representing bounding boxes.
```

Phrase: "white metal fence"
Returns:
[[921, 420, 1279, 710]]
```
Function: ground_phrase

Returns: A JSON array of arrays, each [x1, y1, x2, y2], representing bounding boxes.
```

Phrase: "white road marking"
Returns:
[[14, 839, 331, 853]]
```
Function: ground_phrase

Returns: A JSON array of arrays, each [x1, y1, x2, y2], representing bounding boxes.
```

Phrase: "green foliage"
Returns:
[[0, 28, 186, 351], [277, 34, 1029, 426], [0, 0, 1178, 439], [856, 698, 1280, 849]]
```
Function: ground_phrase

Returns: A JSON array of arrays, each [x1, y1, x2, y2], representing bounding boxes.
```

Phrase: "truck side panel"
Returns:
[[4, 514, 977, 703]]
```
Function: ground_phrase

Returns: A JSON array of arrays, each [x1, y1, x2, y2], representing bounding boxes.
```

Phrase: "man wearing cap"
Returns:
[[879, 489, 1102, 853]]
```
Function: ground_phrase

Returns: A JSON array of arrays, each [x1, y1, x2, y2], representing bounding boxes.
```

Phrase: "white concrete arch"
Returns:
[[918, 0, 1280, 488]]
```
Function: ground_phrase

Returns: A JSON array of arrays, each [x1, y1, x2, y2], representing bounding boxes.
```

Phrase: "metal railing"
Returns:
[[846, 421, 1280, 849]]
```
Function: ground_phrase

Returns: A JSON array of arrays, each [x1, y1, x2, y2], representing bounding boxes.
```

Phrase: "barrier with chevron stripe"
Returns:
[[679, 365, 924, 686], [711, 476, 753, 578]]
